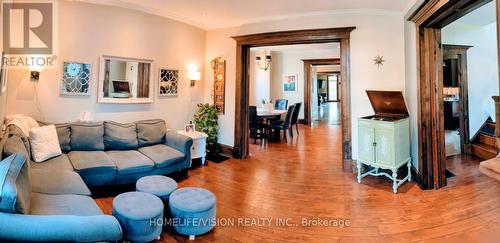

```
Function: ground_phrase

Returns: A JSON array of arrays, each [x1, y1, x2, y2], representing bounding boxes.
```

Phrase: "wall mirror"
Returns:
[[98, 55, 154, 104]]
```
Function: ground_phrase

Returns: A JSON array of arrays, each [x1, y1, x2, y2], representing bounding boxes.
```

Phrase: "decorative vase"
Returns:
[[263, 103, 273, 112]]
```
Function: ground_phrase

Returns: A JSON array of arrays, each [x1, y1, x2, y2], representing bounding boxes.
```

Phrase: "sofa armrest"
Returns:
[[165, 131, 193, 155], [0, 212, 122, 242]]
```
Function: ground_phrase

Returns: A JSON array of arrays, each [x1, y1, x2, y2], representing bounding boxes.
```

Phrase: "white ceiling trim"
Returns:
[[72, 0, 405, 30]]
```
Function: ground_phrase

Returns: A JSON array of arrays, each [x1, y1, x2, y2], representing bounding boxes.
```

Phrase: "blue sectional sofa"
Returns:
[[0, 119, 193, 242], [15, 119, 193, 186]]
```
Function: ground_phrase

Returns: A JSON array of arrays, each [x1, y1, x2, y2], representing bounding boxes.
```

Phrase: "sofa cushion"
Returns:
[[29, 125, 62, 162], [30, 192, 103, 216], [136, 119, 166, 147], [68, 151, 116, 171], [38, 122, 71, 153], [106, 150, 155, 175], [30, 154, 74, 171], [139, 144, 185, 168], [104, 121, 138, 150], [30, 169, 91, 196], [0, 154, 31, 214], [70, 122, 105, 151]]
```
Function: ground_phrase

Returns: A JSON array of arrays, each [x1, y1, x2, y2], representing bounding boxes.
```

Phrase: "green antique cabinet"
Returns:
[[357, 91, 411, 193]]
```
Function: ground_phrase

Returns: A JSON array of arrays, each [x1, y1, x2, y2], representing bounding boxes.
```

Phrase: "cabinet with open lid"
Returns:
[[357, 90, 411, 193]]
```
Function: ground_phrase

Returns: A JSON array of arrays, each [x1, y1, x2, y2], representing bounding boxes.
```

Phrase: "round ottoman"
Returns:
[[169, 187, 216, 238], [112, 192, 164, 242], [136, 175, 177, 201]]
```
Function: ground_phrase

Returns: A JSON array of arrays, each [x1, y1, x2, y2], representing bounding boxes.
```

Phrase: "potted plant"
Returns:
[[194, 103, 219, 156]]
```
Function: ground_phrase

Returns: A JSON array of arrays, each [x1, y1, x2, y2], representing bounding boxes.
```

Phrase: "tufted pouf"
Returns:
[[136, 175, 177, 201], [169, 187, 216, 237], [112, 192, 164, 242]]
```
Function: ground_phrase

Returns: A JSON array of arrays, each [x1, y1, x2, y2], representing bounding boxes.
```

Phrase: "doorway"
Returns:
[[410, 0, 500, 189], [232, 27, 355, 171]]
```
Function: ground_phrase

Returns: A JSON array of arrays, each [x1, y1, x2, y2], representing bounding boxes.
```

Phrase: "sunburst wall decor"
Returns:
[[373, 55, 385, 67]]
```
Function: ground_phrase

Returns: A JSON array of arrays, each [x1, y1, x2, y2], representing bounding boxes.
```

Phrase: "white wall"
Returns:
[[442, 22, 499, 138], [270, 50, 338, 119], [204, 11, 407, 160], [5, 1, 206, 129], [249, 50, 271, 106]]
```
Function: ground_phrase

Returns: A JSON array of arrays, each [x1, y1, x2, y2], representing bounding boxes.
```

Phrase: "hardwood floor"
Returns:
[[95, 120, 500, 242]]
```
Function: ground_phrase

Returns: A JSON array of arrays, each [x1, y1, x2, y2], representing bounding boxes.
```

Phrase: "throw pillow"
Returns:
[[29, 125, 62, 162], [0, 153, 31, 214]]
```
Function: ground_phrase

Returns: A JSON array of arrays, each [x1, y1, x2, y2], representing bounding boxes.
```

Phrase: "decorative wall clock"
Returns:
[[60, 61, 91, 96]]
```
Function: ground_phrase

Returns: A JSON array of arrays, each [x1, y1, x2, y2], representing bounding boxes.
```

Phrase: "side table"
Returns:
[[177, 130, 208, 165]]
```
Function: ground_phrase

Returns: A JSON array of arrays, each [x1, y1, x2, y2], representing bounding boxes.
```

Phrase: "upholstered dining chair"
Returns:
[[270, 104, 295, 143], [274, 99, 288, 110], [249, 106, 268, 144], [290, 102, 302, 136]]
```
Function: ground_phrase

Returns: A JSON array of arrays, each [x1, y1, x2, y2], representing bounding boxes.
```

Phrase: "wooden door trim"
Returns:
[[409, 0, 495, 189], [303, 58, 341, 126], [232, 27, 355, 172]]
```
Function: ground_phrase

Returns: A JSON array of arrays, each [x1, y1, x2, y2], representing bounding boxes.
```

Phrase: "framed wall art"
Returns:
[[211, 57, 226, 113], [159, 68, 179, 96], [61, 61, 91, 96], [282, 74, 297, 93]]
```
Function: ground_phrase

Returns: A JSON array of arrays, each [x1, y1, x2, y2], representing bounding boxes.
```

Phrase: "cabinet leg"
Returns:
[[392, 170, 398, 194], [202, 157, 206, 165], [357, 161, 362, 183], [407, 161, 412, 182]]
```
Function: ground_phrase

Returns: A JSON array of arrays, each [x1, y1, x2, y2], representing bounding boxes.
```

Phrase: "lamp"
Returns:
[[256, 51, 272, 71], [188, 64, 201, 87]]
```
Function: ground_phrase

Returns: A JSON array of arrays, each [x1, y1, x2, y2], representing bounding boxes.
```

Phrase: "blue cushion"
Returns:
[[138, 144, 185, 168], [169, 187, 216, 236], [30, 169, 91, 196], [136, 119, 166, 147], [30, 154, 74, 171], [70, 122, 105, 151], [136, 175, 177, 200], [68, 151, 117, 186], [106, 150, 155, 175], [169, 187, 216, 213], [112, 192, 163, 242], [0, 153, 31, 214], [104, 121, 138, 150], [30, 193, 102, 216]]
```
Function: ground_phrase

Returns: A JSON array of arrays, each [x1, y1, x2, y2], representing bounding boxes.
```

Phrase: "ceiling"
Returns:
[[77, 0, 414, 30]]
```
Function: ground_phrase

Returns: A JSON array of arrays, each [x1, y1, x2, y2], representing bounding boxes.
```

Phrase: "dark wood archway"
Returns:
[[409, 0, 496, 189], [231, 27, 355, 171]]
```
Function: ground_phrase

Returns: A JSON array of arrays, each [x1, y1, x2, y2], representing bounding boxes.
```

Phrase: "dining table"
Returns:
[[256, 108, 287, 120]]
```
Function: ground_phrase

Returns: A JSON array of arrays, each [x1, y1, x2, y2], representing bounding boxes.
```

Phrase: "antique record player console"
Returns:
[[357, 90, 411, 193]]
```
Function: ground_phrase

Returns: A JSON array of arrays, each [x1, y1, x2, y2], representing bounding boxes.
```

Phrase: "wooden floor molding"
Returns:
[[95, 120, 500, 242]]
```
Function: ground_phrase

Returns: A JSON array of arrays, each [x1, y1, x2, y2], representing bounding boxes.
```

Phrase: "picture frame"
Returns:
[[282, 74, 297, 92], [60, 61, 91, 96], [0, 52, 7, 94], [184, 123, 195, 133], [159, 68, 179, 96]]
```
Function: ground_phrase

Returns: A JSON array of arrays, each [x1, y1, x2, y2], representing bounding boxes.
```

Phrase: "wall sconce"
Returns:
[[29, 55, 44, 81], [188, 64, 201, 87], [256, 50, 272, 71]]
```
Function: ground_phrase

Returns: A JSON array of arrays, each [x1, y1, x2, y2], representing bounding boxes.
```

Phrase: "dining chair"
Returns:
[[270, 104, 295, 143], [290, 102, 302, 136], [249, 106, 268, 144], [274, 99, 288, 110]]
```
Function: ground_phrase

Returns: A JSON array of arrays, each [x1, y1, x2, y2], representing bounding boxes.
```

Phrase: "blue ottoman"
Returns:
[[112, 192, 164, 242], [169, 187, 216, 238], [136, 175, 178, 201]]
